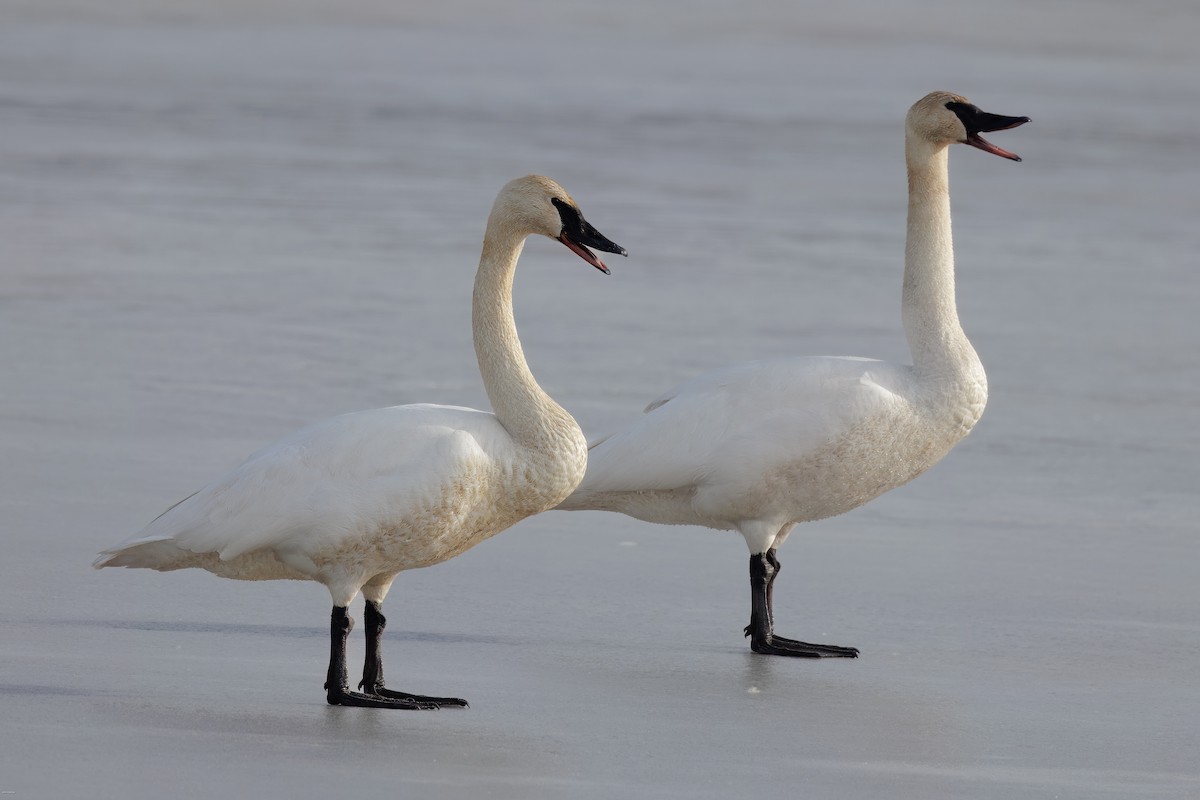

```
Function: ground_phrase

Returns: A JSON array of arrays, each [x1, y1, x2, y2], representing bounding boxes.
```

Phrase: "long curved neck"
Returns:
[[902, 138, 980, 380], [472, 225, 579, 451]]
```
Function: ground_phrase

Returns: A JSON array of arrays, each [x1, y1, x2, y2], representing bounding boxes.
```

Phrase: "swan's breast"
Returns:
[[308, 429, 586, 577], [769, 378, 986, 522]]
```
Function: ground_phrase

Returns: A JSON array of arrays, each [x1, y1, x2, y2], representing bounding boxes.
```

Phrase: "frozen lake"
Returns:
[[2, 1, 1198, 797]]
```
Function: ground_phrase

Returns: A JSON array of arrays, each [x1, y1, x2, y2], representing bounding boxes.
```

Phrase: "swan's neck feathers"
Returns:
[[473, 227, 584, 457], [902, 140, 983, 386]]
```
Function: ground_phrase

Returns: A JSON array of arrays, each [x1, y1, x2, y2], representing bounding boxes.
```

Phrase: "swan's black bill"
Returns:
[[552, 197, 627, 275], [946, 101, 1031, 162]]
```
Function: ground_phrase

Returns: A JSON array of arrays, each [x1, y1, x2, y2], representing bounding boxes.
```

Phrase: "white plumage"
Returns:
[[96, 174, 627, 708], [559, 92, 1029, 658], [572, 357, 944, 538], [100, 405, 530, 592]]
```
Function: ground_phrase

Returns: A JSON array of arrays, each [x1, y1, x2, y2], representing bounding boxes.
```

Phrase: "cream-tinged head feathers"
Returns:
[[490, 175, 577, 240], [906, 91, 974, 147]]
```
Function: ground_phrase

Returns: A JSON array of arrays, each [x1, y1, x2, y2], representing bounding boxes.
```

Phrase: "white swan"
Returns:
[[558, 92, 1028, 657], [95, 175, 627, 707]]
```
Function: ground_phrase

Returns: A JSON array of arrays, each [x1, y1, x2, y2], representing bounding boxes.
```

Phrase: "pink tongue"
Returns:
[[561, 236, 610, 273], [970, 134, 1021, 161]]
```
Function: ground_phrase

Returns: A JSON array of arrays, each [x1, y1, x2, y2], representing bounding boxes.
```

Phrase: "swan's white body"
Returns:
[[564, 352, 984, 553], [100, 402, 582, 605], [559, 93, 1026, 655], [97, 175, 611, 612]]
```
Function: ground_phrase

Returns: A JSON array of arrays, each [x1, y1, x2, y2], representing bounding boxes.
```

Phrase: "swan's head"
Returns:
[[491, 175, 627, 274], [906, 91, 1030, 161]]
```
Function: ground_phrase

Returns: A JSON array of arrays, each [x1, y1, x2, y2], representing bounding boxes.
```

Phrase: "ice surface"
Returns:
[[2, 2, 1198, 798]]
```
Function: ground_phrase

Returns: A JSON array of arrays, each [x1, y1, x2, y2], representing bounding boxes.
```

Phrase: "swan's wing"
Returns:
[[577, 357, 910, 496], [105, 404, 509, 562]]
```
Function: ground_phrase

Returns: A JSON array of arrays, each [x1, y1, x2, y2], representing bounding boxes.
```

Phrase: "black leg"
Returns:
[[764, 547, 781, 629], [324, 606, 440, 709], [359, 600, 468, 708], [744, 549, 784, 637], [744, 552, 859, 658]]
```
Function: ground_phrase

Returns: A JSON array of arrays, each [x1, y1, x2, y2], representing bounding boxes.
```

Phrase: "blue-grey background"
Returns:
[[2, 1, 1197, 797]]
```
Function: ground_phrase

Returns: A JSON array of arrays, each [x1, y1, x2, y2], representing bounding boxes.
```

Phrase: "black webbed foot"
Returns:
[[368, 685, 469, 708], [326, 684, 441, 709], [355, 600, 469, 708], [747, 632, 859, 658]]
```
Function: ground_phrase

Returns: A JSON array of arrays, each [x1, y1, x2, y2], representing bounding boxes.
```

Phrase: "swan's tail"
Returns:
[[93, 538, 192, 571]]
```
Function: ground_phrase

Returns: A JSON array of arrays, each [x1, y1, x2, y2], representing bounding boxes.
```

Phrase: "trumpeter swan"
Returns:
[[559, 92, 1028, 657], [95, 175, 627, 707]]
